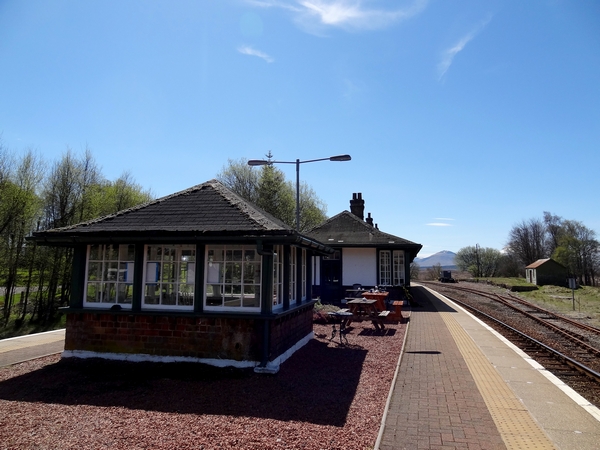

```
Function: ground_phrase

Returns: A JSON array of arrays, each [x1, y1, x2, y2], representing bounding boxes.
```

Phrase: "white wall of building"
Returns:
[[343, 248, 376, 286]]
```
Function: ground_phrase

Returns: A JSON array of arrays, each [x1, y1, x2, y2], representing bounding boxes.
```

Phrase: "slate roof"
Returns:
[[31, 180, 330, 251], [525, 258, 565, 269], [305, 211, 422, 260]]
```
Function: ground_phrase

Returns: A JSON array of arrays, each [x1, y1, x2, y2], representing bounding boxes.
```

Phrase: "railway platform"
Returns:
[[376, 284, 600, 449], [0, 329, 64, 368]]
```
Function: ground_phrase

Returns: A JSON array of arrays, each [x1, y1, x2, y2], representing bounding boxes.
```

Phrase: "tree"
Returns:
[[455, 245, 502, 278], [495, 253, 521, 277], [552, 220, 599, 286], [543, 211, 563, 256], [217, 155, 327, 231], [426, 263, 442, 281], [506, 218, 547, 266], [410, 262, 420, 281], [256, 163, 295, 225], [217, 158, 259, 204], [0, 149, 45, 323], [97, 171, 153, 215]]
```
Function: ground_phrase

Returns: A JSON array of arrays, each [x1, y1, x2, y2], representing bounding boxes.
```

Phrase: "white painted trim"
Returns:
[[60, 330, 316, 373], [62, 350, 259, 369]]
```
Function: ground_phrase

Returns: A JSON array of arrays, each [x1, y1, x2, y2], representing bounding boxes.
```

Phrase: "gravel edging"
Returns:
[[0, 321, 406, 450]]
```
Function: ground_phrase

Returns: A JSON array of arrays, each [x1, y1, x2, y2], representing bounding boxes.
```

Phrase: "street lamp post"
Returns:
[[248, 154, 351, 231]]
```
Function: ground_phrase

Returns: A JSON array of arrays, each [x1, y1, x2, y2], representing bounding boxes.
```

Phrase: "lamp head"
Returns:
[[329, 154, 352, 162], [247, 160, 270, 166]]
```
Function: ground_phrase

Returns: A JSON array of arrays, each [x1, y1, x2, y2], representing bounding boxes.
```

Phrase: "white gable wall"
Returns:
[[343, 248, 377, 286]]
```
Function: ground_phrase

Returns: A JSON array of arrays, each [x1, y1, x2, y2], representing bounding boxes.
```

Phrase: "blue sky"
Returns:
[[1, 0, 599, 257]]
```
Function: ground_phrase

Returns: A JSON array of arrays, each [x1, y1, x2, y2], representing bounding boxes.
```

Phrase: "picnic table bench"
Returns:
[[346, 299, 387, 332]]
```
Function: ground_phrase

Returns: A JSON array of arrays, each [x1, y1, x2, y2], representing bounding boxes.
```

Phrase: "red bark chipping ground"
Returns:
[[0, 322, 406, 450]]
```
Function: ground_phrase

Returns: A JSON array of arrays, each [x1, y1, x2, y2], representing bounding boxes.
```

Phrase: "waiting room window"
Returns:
[[379, 250, 405, 286], [205, 245, 261, 311], [85, 244, 135, 308], [144, 245, 195, 310], [393, 251, 405, 285]]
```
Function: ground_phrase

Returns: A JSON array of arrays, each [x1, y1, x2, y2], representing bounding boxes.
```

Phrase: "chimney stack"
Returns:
[[366, 212, 374, 226], [350, 193, 365, 220]]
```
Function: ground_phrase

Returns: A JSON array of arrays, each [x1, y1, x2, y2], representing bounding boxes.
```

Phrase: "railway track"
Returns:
[[420, 281, 600, 407]]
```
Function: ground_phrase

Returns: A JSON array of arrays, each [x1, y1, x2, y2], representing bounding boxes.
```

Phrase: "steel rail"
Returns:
[[421, 281, 600, 347]]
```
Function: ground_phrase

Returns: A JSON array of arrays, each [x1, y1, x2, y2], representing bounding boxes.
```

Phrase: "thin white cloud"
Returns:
[[237, 45, 274, 63], [244, 0, 428, 33], [437, 15, 492, 81], [434, 217, 454, 221], [427, 222, 452, 227]]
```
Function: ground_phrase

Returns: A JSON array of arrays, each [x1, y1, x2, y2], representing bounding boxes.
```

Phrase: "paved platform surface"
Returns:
[[377, 284, 600, 450], [0, 329, 64, 367]]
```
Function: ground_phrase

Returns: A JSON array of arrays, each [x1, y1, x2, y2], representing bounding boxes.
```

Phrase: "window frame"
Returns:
[[379, 249, 406, 286], [84, 244, 135, 309], [142, 244, 196, 311], [204, 244, 262, 312]]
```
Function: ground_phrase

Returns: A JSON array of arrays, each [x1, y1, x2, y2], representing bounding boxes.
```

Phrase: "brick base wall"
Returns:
[[65, 306, 315, 364], [269, 307, 314, 360]]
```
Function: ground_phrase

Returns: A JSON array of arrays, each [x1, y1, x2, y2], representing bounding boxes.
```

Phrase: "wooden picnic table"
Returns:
[[360, 291, 389, 311], [346, 298, 389, 332]]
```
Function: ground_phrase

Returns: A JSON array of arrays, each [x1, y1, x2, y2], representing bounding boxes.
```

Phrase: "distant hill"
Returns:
[[414, 250, 457, 269]]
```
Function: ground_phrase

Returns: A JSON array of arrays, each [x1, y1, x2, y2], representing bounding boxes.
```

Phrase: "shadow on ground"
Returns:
[[411, 285, 458, 313], [0, 338, 367, 427]]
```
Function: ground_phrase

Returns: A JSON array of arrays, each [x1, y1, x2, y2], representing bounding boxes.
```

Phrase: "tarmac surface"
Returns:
[[1, 285, 600, 449], [0, 329, 65, 368]]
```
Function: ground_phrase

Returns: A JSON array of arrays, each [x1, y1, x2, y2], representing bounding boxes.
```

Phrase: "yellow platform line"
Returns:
[[440, 311, 556, 449]]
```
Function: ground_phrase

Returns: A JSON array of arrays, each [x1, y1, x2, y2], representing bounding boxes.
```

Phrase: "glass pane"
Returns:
[[103, 283, 117, 303], [232, 249, 243, 261], [161, 284, 176, 305], [243, 263, 258, 284], [117, 262, 126, 282], [223, 285, 241, 307], [181, 248, 195, 262], [225, 262, 236, 283], [144, 284, 160, 304], [118, 284, 133, 304], [106, 244, 119, 261], [207, 247, 224, 262], [87, 262, 101, 281], [162, 262, 175, 283], [179, 262, 188, 283], [178, 284, 194, 306], [120, 262, 134, 283], [163, 246, 176, 261], [243, 285, 259, 307], [107, 262, 119, 281], [206, 284, 222, 306], [149, 245, 164, 261], [89, 245, 101, 261], [120, 244, 135, 262], [86, 283, 100, 303], [244, 249, 258, 262], [231, 263, 242, 283]]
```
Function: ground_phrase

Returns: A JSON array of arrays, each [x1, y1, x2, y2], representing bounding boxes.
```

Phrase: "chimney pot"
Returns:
[[350, 192, 365, 220]]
